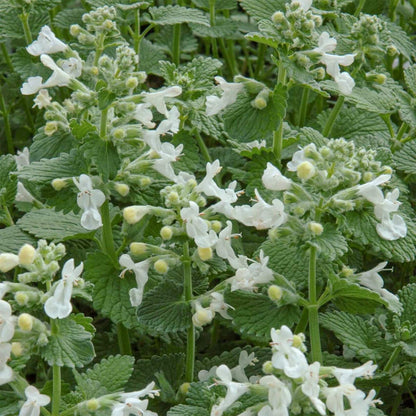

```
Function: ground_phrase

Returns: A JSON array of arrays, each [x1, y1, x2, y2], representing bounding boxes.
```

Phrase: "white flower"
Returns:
[[14, 147, 30, 169], [142, 86, 182, 116], [232, 189, 287, 230], [44, 259, 83, 319], [0, 300, 15, 342], [73, 174, 106, 230], [332, 361, 377, 385], [357, 174, 391, 204], [61, 57, 83, 78], [376, 214, 407, 241], [293, 0, 313, 11], [287, 145, 316, 172], [270, 326, 308, 379], [19, 386, 50, 416], [119, 254, 151, 307], [324, 384, 357, 415], [262, 163, 291, 191], [26, 26, 67, 56], [214, 221, 238, 264], [344, 389, 380, 416], [356, 262, 401, 311], [120, 382, 159, 400], [231, 351, 257, 383], [206, 76, 243, 116], [211, 365, 249, 416], [301, 362, 326, 415], [33, 89, 52, 109], [192, 301, 214, 327], [374, 188, 401, 220], [0, 343, 13, 385], [16, 182, 35, 203], [0, 253, 19, 272], [209, 292, 233, 320], [111, 399, 157, 416], [133, 104, 156, 128], [334, 72, 355, 95], [259, 375, 292, 416], [157, 106, 181, 135]]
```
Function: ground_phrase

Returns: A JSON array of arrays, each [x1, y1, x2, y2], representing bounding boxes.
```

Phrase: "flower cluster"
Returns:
[[209, 326, 380, 416]]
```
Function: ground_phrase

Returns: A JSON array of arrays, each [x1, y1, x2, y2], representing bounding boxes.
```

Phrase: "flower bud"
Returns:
[[123, 206, 150, 224], [90, 66, 99, 76], [366, 73, 386, 84], [293, 206, 305, 216], [179, 382, 190, 395], [267, 285, 283, 301], [130, 242, 147, 255], [0, 253, 19, 272], [113, 128, 126, 140], [308, 222, 324, 236], [383, 166, 393, 175], [11, 342, 24, 357], [18, 244, 36, 266], [15, 292, 29, 306], [44, 121, 58, 136], [192, 308, 214, 327], [387, 45, 398, 56], [272, 11, 285, 24], [198, 247, 213, 261], [140, 177, 152, 187], [126, 77, 139, 89], [315, 67, 326, 80], [51, 178, 67, 191], [262, 361, 274, 374], [137, 71, 147, 83], [18, 313, 34, 331], [292, 334, 304, 348], [168, 191, 179, 204], [341, 266, 354, 278], [115, 183, 130, 197], [154, 259, 168, 274], [160, 226, 173, 240], [70, 24, 81, 36], [252, 96, 267, 110], [86, 399, 100, 411], [211, 220, 222, 233], [362, 172, 373, 182], [297, 161, 316, 180]]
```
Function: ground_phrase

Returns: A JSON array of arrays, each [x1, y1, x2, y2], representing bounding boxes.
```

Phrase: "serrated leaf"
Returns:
[[398, 284, 416, 323], [81, 134, 120, 181], [18, 150, 87, 184], [320, 311, 384, 361], [404, 64, 416, 97], [189, 110, 225, 140], [393, 141, 416, 175], [328, 274, 389, 314], [69, 120, 97, 140], [84, 252, 139, 329], [30, 129, 77, 161], [181, 56, 223, 89], [239, 0, 286, 20], [192, 0, 237, 10], [0, 155, 17, 206], [131, 353, 185, 390], [224, 84, 287, 143], [168, 405, 209, 416], [53, 8, 85, 29], [186, 382, 218, 408], [147, 5, 210, 26], [17, 209, 92, 241], [137, 279, 191, 333], [380, 18, 416, 61], [244, 31, 278, 48], [0, 391, 21, 415], [342, 211, 416, 262], [41, 317, 95, 368], [75, 355, 135, 399], [190, 17, 239, 39], [225, 290, 300, 342], [0, 226, 36, 253], [139, 38, 167, 75], [312, 225, 348, 261]]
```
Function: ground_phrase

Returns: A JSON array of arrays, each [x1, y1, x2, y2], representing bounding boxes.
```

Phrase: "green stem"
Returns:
[[308, 246, 322, 363], [272, 122, 283, 164], [0, 43, 13, 71], [51, 320, 61, 416], [183, 242, 195, 382], [354, 0, 366, 16], [134, 8, 141, 56], [219, 38, 235, 77], [295, 307, 309, 333], [254, 44, 266, 78], [93, 33, 105, 66], [19, 12, 33, 44], [298, 88, 310, 127], [1, 205, 14, 226], [172, 24, 182, 66], [195, 131, 212, 163], [381, 114, 395, 138], [100, 200, 117, 264], [0, 87, 13, 153], [395, 122, 408, 143], [384, 345, 402, 373], [389, 0, 400, 20], [100, 107, 109, 139], [117, 323, 132, 355], [277, 60, 286, 85], [322, 96, 345, 137]]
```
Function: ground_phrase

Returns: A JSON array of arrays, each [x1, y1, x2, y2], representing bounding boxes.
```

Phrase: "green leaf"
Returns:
[[17, 209, 92, 241], [191, 0, 237, 10], [185, 382, 218, 408], [320, 311, 384, 361], [240, 0, 286, 20], [139, 39, 167, 75], [30, 129, 77, 162], [0, 226, 36, 253], [404, 64, 416, 97], [75, 355, 135, 399], [137, 279, 191, 333], [380, 18, 416, 61], [225, 290, 300, 342], [69, 119, 97, 140], [0, 155, 17, 206], [393, 140, 416, 175], [84, 252, 139, 329], [328, 274, 389, 314], [53, 8, 85, 29], [0, 391, 20, 416], [168, 405, 209, 416], [311, 224, 348, 261], [41, 316, 95, 368], [131, 353, 185, 390], [244, 31, 278, 48], [147, 5, 210, 26], [398, 284, 416, 323], [224, 84, 287, 143], [18, 150, 87, 184], [181, 56, 223, 89], [190, 17, 239, 39], [81, 134, 120, 181], [342, 211, 416, 262]]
